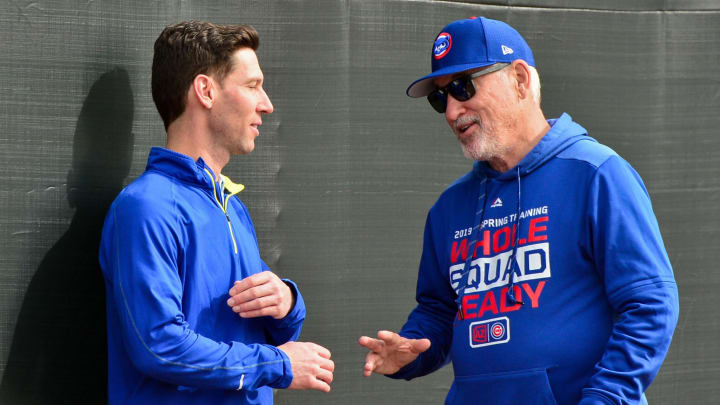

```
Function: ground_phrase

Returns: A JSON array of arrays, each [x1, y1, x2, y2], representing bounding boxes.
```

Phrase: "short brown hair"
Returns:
[[151, 21, 259, 130]]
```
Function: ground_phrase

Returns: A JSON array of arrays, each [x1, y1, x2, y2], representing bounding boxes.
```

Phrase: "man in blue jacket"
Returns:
[[359, 17, 678, 405], [99, 21, 333, 404]]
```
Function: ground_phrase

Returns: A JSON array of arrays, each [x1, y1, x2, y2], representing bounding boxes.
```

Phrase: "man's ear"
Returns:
[[511, 60, 532, 100], [191, 74, 216, 109]]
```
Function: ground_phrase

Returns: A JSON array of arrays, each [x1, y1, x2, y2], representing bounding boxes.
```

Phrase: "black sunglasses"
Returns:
[[427, 63, 510, 113]]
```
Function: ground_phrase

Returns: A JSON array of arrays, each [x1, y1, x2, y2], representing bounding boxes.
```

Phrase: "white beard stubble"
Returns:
[[453, 114, 508, 161]]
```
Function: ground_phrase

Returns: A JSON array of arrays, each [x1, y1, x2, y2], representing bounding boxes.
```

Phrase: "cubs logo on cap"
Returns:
[[406, 17, 536, 98], [433, 33, 452, 59]]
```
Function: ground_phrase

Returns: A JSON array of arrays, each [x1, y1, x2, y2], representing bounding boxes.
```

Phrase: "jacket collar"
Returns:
[[145, 147, 244, 194]]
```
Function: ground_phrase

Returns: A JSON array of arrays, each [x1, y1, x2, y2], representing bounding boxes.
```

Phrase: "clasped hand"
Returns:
[[227, 271, 294, 319], [227, 272, 335, 392]]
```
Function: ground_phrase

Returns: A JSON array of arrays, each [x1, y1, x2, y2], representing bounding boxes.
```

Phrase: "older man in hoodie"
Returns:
[[359, 16, 678, 405]]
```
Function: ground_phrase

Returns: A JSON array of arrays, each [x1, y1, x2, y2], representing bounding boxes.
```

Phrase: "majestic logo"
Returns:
[[433, 33, 452, 59], [491, 197, 503, 208], [501, 45, 514, 55], [470, 316, 510, 348]]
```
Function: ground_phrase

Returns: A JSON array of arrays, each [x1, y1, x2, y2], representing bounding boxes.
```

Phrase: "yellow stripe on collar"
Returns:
[[221, 174, 245, 195]]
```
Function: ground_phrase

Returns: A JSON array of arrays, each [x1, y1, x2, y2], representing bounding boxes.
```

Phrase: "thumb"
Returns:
[[411, 338, 431, 353], [377, 330, 401, 345]]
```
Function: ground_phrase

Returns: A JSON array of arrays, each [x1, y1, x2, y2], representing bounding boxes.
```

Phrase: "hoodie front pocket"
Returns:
[[446, 368, 558, 405]]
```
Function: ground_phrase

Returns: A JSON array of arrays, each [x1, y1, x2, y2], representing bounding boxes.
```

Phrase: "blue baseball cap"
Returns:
[[406, 16, 535, 98]]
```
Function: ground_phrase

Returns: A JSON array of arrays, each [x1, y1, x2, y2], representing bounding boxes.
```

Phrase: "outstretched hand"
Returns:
[[278, 341, 334, 392], [358, 330, 431, 377]]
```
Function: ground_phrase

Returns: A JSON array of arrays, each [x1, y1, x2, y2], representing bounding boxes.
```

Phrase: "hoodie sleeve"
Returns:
[[389, 212, 457, 380], [100, 195, 293, 391], [580, 155, 679, 404], [262, 277, 306, 345]]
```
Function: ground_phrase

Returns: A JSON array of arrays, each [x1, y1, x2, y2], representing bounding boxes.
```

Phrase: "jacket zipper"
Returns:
[[204, 168, 238, 254]]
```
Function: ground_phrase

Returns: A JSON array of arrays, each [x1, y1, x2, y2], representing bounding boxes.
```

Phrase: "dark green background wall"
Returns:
[[1, 0, 718, 403]]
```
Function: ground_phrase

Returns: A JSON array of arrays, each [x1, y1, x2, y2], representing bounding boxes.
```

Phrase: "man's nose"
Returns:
[[444, 94, 465, 123], [259, 88, 274, 114]]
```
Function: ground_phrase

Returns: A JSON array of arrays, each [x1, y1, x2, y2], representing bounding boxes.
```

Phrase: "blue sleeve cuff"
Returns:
[[267, 278, 306, 332], [267, 345, 294, 389], [274, 279, 306, 329]]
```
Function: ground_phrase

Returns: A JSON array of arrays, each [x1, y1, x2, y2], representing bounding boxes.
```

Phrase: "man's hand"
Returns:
[[277, 341, 334, 392], [227, 271, 294, 319], [358, 330, 431, 377]]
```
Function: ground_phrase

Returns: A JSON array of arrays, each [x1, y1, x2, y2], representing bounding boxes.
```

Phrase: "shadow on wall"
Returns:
[[0, 68, 134, 404]]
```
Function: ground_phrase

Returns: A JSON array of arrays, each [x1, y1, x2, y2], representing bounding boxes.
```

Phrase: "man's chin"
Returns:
[[461, 147, 481, 161], [463, 144, 501, 162], [233, 142, 255, 155], [460, 142, 484, 161]]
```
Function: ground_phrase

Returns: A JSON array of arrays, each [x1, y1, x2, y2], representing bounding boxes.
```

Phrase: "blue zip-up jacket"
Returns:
[[99, 147, 306, 404], [391, 114, 678, 405]]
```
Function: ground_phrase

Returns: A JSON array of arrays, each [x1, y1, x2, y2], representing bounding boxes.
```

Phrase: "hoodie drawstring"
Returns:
[[505, 166, 524, 306], [455, 166, 524, 319], [455, 175, 488, 319]]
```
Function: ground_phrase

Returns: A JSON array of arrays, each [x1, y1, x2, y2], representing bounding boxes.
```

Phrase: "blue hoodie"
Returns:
[[99, 147, 306, 404], [391, 114, 678, 405]]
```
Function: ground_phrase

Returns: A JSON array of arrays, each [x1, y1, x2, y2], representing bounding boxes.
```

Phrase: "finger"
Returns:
[[319, 357, 335, 372], [358, 336, 385, 352], [229, 271, 273, 295], [228, 283, 274, 306], [412, 338, 431, 353], [311, 343, 332, 359], [229, 275, 261, 296], [232, 295, 280, 313], [238, 305, 280, 318], [363, 360, 374, 377], [377, 330, 402, 345], [363, 366, 372, 377], [229, 277, 272, 299], [363, 361, 377, 377], [309, 378, 331, 393], [316, 367, 334, 384], [363, 353, 381, 376]]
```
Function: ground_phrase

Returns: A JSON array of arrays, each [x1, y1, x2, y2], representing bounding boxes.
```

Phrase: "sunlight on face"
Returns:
[[210, 48, 273, 156], [445, 68, 518, 162]]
